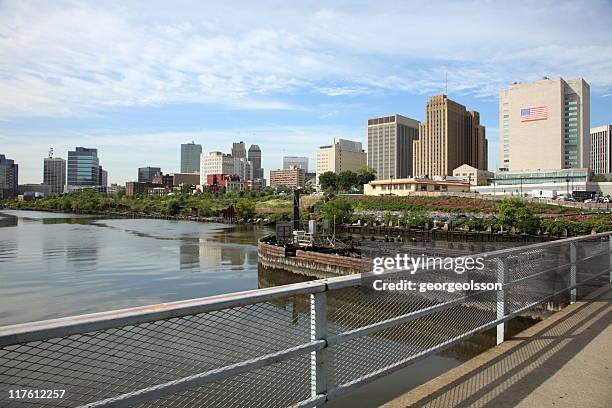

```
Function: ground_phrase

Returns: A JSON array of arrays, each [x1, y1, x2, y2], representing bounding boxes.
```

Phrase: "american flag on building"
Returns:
[[520, 106, 548, 122]]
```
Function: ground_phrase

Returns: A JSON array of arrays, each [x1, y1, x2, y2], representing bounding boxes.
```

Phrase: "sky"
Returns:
[[1, 0, 612, 185]]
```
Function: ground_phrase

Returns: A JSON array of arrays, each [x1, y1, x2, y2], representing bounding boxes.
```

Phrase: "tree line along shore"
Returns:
[[2, 189, 611, 237]]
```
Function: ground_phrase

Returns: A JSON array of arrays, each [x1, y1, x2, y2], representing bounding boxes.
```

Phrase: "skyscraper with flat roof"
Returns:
[[43, 157, 66, 195], [316, 138, 366, 183], [200, 152, 235, 185], [590, 125, 612, 174], [181, 142, 202, 173], [67, 147, 99, 187], [0, 154, 18, 199], [232, 141, 247, 159], [413, 95, 487, 177], [499, 77, 589, 171], [367, 114, 419, 179]]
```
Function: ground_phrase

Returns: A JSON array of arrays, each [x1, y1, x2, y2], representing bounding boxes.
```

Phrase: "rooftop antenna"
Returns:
[[445, 71, 448, 96], [48, 147, 54, 158]]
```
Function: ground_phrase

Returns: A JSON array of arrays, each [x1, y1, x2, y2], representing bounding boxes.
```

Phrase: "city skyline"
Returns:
[[1, 1, 612, 184]]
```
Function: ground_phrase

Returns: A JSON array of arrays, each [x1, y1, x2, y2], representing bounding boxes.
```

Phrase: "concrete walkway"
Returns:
[[383, 284, 612, 408]]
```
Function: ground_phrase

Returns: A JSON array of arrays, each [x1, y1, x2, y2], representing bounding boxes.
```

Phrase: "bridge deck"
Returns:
[[383, 284, 612, 408]]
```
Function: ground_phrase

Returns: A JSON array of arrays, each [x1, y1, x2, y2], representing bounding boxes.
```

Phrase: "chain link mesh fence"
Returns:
[[1, 234, 610, 407]]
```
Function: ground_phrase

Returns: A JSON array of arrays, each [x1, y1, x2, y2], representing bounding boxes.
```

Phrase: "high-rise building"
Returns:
[[367, 114, 419, 179], [316, 138, 367, 183], [99, 166, 108, 187], [43, 157, 66, 195], [591, 125, 612, 174], [67, 147, 100, 187], [0, 154, 18, 199], [138, 167, 161, 183], [282, 156, 309, 171], [181, 142, 202, 173], [499, 77, 590, 171], [248, 144, 264, 180], [270, 167, 306, 188], [233, 157, 253, 181], [413, 95, 488, 177], [200, 152, 235, 185], [232, 141, 247, 159]]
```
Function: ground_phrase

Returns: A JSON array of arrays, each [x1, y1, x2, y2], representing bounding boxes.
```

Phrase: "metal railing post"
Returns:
[[496, 258, 506, 345], [310, 292, 328, 404], [570, 242, 577, 303]]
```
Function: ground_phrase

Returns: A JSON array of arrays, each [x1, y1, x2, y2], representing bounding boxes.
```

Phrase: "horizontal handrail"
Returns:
[[1, 231, 610, 408], [2, 232, 610, 346], [0, 280, 326, 347]]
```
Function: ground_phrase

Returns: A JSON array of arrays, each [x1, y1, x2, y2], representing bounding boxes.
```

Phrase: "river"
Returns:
[[0, 210, 273, 326], [0, 209, 531, 408]]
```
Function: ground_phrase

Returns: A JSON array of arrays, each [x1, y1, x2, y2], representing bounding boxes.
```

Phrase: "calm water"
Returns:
[[0, 210, 272, 326], [0, 210, 528, 408]]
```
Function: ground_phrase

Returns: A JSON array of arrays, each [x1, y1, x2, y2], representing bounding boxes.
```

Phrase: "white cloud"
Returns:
[[1, 0, 611, 118]]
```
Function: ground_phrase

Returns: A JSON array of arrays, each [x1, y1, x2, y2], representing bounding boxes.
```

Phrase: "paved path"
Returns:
[[383, 284, 612, 408]]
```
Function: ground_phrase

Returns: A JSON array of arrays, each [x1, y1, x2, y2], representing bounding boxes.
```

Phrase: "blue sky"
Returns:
[[1, 0, 612, 184]]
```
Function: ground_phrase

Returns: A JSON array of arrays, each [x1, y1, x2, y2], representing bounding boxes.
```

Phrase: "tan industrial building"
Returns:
[[316, 138, 366, 184], [413, 95, 487, 178], [452, 164, 494, 186], [590, 125, 612, 175], [364, 177, 470, 196], [499, 77, 590, 171], [270, 167, 305, 188], [367, 114, 420, 179]]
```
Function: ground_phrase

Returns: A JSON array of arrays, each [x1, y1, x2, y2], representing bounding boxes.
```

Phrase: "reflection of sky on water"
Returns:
[[0, 210, 272, 325]]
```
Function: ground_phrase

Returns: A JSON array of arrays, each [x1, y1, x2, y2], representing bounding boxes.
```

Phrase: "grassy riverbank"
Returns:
[[1, 189, 321, 222], [3, 190, 611, 236]]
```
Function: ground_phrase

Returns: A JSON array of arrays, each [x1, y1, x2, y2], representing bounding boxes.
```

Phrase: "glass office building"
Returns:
[[493, 168, 589, 186], [67, 147, 100, 186], [181, 142, 202, 174]]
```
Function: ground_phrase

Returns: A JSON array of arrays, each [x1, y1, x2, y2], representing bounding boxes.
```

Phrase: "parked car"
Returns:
[[584, 199, 594, 203]]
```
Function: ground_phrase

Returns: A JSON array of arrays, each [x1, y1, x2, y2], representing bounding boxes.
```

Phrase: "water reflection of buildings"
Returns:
[[179, 238, 201, 271], [65, 227, 98, 271], [0, 214, 18, 228], [180, 238, 252, 271]]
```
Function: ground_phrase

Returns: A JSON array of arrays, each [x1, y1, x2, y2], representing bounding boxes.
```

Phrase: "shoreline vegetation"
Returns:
[[2, 189, 611, 237]]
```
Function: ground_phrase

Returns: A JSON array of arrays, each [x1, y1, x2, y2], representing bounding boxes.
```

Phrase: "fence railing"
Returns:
[[1, 233, 612, 407]]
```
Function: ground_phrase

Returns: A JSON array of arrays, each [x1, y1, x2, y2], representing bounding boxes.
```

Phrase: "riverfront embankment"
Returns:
[[4, 189, 612, 236]]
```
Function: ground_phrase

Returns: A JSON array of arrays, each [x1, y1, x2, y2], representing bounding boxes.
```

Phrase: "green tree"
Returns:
[[318, 198, 353, 224], [319, 171, 339, 192], [591, 174, 608, 182], [235, 198, 256, 219], [338, 171, 358, 192], [356, 166, 377, 187], [164, 199, 181, 215], [497, 198, 540, 233]]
